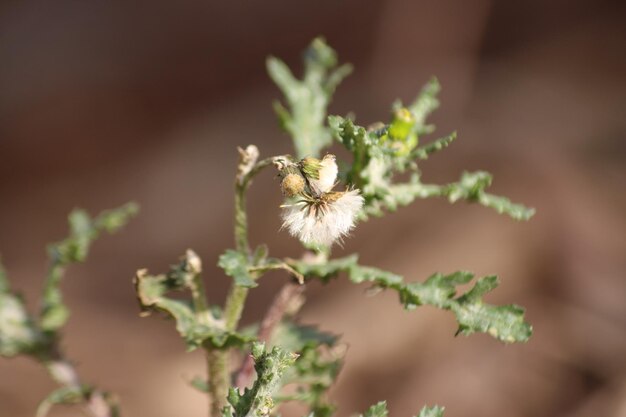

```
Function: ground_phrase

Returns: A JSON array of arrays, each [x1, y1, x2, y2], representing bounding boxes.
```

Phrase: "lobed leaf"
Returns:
[[135, 252, 252, 350], [359, 171, 534, 222], [443, 171, 535, 221], [219, 250, 257, 288], [40, 203, 138, 332], [268, 37, 351, 159], [288, 256, 532, 343]]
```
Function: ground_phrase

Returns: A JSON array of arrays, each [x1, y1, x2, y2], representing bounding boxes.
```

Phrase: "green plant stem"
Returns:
[[206, 154, 277, 416], [206, 348, 229, 417], [224, 156, 278, 329]]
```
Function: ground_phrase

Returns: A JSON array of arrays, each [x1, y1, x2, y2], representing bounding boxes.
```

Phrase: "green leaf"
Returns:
[[36, 385, 89, 417], [451, 276, 532, 342], [271, 321, 338, 352], [268, 37, 351, 159], [226, 342, 298, 417], [0, 292, 42, 357], [444, 171, 535, 221], [289, 256, 532, 343], [135, 253, 252, 351], [219, 250, 257, 288], [359, 171, 534, 222], [417, 405, 445, 417], [405, 77, 440, 130], [411, 132, 457, 160], [271, 322, 343, 416], [134, 269, 206, 349], [190, 376, 209, 393], [361, 401, 389, 417], [40, 203, 138, 332], [329, 77, 534, 223], [477, 190, 536, 221]]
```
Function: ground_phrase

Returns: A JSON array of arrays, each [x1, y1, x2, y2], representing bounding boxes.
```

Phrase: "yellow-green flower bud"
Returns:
[[386, 107, 418, 156], [388, 108, 414, 140]]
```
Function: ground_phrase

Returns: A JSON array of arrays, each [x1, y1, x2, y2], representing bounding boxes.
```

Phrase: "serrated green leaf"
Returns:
[[444, 171, 535, 221], [226, 342, 297, 417], [416, 405, 445, 417], [358, 170, 534, 222], [268, 38, 350, 159], [40, 203, 138, 332], [134, 270, 206, 349], [219, 250, 257, 288], [451, 276, 532, 342], [329, 115, 380, 189], [361, 401, 389, 417], [289, 256, 532, 343]]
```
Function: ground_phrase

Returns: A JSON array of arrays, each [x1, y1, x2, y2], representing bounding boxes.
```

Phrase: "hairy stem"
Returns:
[[208, 149, 280, 416], [234, 185, 250, 254], [206, 349, 229, 417]]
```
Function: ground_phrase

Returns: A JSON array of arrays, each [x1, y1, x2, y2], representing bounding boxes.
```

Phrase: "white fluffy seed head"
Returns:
[[280, 189, 364, 247]]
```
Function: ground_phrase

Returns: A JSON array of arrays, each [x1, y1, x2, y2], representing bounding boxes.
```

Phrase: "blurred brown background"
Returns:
[[1, 1, 625, 416]]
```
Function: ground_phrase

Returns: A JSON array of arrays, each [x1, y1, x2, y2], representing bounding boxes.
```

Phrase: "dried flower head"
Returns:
[[281, 190, 364, 247], [275, 154, 363, 246]]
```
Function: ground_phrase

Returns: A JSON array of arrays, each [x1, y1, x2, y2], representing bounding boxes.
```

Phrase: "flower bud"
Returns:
[[299, 157, 322, 180], [281, 173, 306, 197]]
